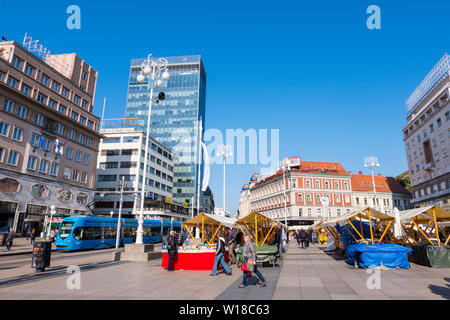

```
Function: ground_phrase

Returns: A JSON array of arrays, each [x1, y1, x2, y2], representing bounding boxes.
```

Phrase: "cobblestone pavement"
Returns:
[[0, 242, 448, 300]]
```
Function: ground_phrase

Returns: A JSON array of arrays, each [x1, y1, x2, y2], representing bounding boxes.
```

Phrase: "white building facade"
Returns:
[[94, 128, 175, 216], [403, 54, 450, 209]]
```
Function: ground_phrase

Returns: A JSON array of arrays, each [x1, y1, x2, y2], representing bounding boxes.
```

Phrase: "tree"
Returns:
[[396, 171, 412, 193]]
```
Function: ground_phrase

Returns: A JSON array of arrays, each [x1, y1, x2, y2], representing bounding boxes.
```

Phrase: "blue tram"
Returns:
[[55, 216, 182, 251]]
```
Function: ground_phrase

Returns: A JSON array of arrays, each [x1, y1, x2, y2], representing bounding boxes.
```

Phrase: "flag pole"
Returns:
[[196, 117, 203, 215]]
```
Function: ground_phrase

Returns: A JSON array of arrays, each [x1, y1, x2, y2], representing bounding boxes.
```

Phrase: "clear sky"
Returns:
[[1, 0, 449, 214]]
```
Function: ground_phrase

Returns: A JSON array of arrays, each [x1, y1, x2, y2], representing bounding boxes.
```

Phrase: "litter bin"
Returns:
[[32, 241, 52, 272]]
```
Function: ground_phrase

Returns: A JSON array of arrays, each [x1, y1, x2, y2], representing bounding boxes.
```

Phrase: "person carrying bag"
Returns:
[[239, 235, 266, 288]]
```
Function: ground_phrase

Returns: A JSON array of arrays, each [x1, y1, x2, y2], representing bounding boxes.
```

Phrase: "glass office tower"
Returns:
[[125, 55, 206, 206]]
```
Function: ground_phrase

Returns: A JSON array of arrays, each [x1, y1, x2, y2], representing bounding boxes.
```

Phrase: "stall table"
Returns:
[[161, 250, 229, 270]]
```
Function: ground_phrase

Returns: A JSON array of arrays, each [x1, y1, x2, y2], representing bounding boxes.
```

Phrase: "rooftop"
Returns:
[[351, 173, 411, 194]]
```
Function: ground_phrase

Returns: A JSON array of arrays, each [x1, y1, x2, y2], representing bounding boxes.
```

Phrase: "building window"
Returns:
[[345, 195, 350, 203], [34, 113, 43, 126], [73, 95, 80, 104], [437, 118, 442, 127], [50, 163, 58, 176], [334, 181, 339, 189], [48, 99, 57, 109], [86, 137, 91, 147], [39, 159, 48, 173], [57, 189, 72, 201], [97, 175, 117, 182], [24, 65, 35, 77], [364, 198, 367, 205], [40, 74, 49, 86], [75, 151, 81, 162], [324, 181, 329, 189], [3, 99, 13, 112], [83, 154, 89, 165], [69, 129, 76, 140], [0, 147, 4, 162], [21, 84, 31, 96], [356, 197, 359, 205], [51, 81, 60, 92], [79, 116, 86, 125], [7, 77, 17, 88], [17, 105, 27, 119], [306, 194, 311, 202], [66, 148, 73, 159], [7, 150, 19, 166], [337, 209, 341, 216], [87, 121, 93, 129], [0, 121, 10, 136], [31, 134, 40, 146], [81, 101, 89, 110], [27, 156, 37, 170], [56, 123, 64, 135], [290, 178, 297, 188], [305, 180, 310, 188], [77, 133, 84, 144], [316, 194, 320, 202], [72, 170, 79, 181], [63, 168, 71, 179], [335, 194, 340, 203], [12, 127, 23, 141], [59, 105, 67, 115], [82, 71, 88, 80], [42, 138, 50, 151], [37, 93, 47, 104], [81, 172, 87, 183], [11, 56, 22, 69], [71, 111, 78, 121], [344, 181, 349, 190]]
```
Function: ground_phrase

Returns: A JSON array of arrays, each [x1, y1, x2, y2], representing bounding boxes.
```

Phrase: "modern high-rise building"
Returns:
[[125, 56, 206, 207], [402, 53, 450, 209]]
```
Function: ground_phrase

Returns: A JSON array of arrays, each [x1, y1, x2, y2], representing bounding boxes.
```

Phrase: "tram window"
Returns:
[[151, 227, 161, 236], [143, 227, 151, 237], [105, 227, 116, 239], [124, 228, 135, 238], [59, 222, 74, 239], [73, 227, 101, 240], [73, 227, 83, 240], [163, 227, 170, 236]]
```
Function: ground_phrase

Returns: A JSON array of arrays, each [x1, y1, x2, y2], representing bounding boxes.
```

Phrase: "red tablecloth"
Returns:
[[161, 251, 229, 270]]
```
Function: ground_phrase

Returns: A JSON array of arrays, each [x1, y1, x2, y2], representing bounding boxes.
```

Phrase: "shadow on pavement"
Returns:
[[428, 277, 450, 300]]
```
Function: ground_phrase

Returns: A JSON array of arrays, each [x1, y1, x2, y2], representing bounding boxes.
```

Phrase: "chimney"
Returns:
[[359, 171, 363, 175]]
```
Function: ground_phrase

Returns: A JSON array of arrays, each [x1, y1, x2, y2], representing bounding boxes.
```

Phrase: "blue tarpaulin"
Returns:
[[346, 243, 413, 269], [335, 221, 374, 253]]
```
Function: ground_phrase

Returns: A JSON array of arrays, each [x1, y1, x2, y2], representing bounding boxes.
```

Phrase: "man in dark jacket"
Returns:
[[210, 231, 232, 276], [167, 230, 178, 271], [6, 228, 15, 251]]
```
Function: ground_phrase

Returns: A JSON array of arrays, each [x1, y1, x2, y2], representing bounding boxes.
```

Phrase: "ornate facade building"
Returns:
[[0, 38, 101, 234]]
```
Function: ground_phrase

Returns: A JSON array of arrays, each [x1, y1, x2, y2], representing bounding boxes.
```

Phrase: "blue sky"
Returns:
[[1, 0, 449, 214]]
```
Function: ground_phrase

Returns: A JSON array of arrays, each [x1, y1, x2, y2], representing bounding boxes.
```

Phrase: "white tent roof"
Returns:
[[399, 206, 450, 223]]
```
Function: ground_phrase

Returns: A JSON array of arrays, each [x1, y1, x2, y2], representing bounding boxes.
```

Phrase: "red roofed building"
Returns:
[[350, 171, 412, 214], [248, 159, 353, 227]]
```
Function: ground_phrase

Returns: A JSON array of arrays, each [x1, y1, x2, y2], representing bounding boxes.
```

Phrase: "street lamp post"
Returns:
[[364, 156, 380, 210], [135, 54, 170, 245], [280, 161, 290, 227], [115, 176, 126, 249], [47, 205, 56, 240], [216, 145, 233, 216]]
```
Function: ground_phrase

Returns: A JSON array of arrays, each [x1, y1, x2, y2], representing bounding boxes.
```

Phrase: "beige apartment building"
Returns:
[[0, 39, 102, 234]]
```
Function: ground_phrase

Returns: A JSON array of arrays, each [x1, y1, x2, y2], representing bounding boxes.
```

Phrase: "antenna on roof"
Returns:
[[100, 97, 106, 130]]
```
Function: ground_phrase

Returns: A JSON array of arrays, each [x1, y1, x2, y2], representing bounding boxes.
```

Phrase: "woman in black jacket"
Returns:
[[167, 230, 178, 271]]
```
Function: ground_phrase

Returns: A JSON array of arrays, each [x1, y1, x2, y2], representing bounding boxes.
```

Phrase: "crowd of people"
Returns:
[[164, 227, 270, 288], [291, 229, 317, 248]]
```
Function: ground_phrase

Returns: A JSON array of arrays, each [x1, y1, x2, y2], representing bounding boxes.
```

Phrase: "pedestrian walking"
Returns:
[[25, 228, 31, 240], [275, 227, 282, 254], [6, 228, 15, 251], [312, 231, 317, 244], [235, 230, 244, 246], [49, 229, 56, 243], [30, 229, 36, 245], [210, 231, 232, 276], [226, 228, 237, 265], [299, 229, 307, 248], [239, 235, 266, 288], [166, 230, 178, 271], [295, 230, 301, 246]]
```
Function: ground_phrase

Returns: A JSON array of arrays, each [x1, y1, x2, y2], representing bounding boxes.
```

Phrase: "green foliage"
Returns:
[[396, 171, 412, 193]]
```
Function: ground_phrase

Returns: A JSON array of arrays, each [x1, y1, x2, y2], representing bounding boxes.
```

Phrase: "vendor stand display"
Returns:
[[234, 211, 284, 267], [160, 213, 235, 271], [398, 206, 450, 247], [346, 243, 413, 269], [322, 207, 397, 254], [411, 241, 450, 268]]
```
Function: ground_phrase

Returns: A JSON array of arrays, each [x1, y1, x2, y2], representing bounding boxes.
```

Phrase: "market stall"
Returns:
[[160, 213, 236, 270], [397, 206, 450, 267], [234, 211, 283, 266]]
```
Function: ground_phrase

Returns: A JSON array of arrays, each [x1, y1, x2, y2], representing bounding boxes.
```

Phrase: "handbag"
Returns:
[[241, 261, 254, 272]]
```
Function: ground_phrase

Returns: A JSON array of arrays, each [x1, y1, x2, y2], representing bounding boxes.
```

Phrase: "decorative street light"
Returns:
[[216, 145, 233, 216], [364, 156, 380, 210], [47, 205, 56, 239], [279, 161, 291, 227], [135, 54, 170, 245]]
